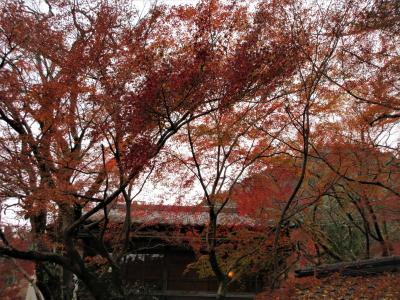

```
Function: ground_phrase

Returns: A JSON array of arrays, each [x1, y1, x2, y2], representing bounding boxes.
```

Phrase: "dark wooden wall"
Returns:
[[122, 248, 258, 299]]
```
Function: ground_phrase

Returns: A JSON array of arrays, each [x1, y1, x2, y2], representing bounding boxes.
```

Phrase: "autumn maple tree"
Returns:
[[0, 0, 277, 299], [0, 0, 399, 299], [0, 0, 293, 299], [174, 0, 400, 296]]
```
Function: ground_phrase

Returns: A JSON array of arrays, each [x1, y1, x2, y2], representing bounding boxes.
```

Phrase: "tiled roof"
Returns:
[[105, 203, 257, 227], [295, 256, 400, 278]]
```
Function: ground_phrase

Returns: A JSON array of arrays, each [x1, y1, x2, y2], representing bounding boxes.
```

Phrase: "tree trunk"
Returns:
[[31, 212, 58, 300], [60, 204, 78, 300], [78, 270, 115, 300], [62, 268, 75, 300], [35, 263, 55, 300], [364, 198, 390, 256], [216, 281, 227, 300]]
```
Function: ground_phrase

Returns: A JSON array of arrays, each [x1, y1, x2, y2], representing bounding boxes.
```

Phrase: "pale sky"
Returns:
[[134, 0, 199, 12]]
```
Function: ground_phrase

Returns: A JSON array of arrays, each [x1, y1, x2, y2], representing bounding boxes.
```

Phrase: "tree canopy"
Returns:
[[0, 0, 399, 299]]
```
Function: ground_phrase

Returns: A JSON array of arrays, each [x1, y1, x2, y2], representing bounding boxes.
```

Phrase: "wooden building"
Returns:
[[83, 203, 264, 299]]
